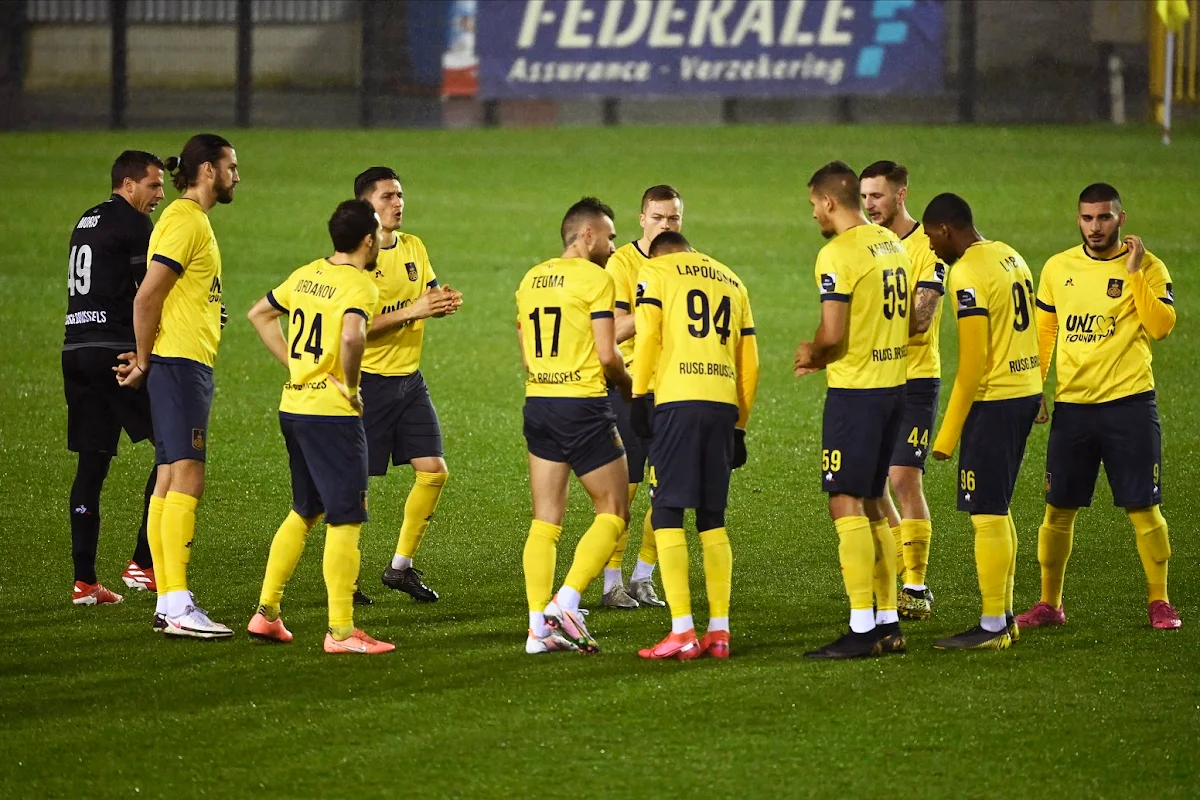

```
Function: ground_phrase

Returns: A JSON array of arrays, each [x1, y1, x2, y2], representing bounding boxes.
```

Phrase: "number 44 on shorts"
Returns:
[[907, 427, 929, 449]]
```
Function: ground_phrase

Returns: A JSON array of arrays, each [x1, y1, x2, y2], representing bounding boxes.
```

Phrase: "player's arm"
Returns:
[[339, 310, 368, 414], [932, 279, 989, 459], [614, 306, 636, 344], [632, 287, 663, 397], [368, 285, 458, 338], [736, 331, 760, 428], [118, 260, 178, 387], [795, 300, 847, 374], [1125, 236, 1176, 340], [246, 293, 289, 368], [610, 257, 637, 344], [911, 287, 941, 336], [594, 314, 631, 398]]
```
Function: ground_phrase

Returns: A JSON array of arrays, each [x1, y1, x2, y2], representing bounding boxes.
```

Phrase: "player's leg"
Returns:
[[63, 349, 124, 605], [890, 378, 939, 620], [600, 387, 642, 608], [382, 373, 446, 601], [114, 372, 156, 590], [121, 466, 157, 592], [626, 392, 663, 607], [806, 390, 897, 660], [310, 420, 392, 654], [149, 360, 229, 637], [1103, 393, 1180, 628], [249, 416, 323, 643], [694, 407, 739, 658], [1018, 400, 1096, 628], [867, 393, 905, 651], [147, 463, 171, 629]]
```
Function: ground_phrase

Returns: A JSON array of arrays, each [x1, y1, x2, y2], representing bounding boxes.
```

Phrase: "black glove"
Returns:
[[220, 302, 229, 329], [732, 428, 747, 469], [630, 396, 654, 440]]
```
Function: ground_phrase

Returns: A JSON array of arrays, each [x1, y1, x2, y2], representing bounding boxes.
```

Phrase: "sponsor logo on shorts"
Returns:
[[406, 261, 418, 281], [611, 425, 624, 450], [956, 287, 977, 309], [191, 428, 206, 451], [820, 273, 837, 293], [360, 490, 369, 511], [1045, 472, 1052, 493], [1107, 278, 1123, 298]]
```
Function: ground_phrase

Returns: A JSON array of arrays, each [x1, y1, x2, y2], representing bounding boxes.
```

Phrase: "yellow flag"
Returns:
[[1157, 0, 1191, 33]]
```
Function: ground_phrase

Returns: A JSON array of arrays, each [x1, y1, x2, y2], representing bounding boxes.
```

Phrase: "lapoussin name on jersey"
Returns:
[[872, 345, 907, 362], [675, 264, 739, 288], [680, 361, 735, 378]]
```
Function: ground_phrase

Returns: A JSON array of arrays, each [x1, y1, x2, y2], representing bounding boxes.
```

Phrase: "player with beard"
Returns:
[[859, 161, 946, 620], [1017, 183, 1181, 631], [516, 197, 632, 655], [117, 133, 239, 638]]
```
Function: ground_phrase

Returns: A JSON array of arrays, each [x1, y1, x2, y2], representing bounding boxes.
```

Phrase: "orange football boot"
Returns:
[[699, 630, 730, 658], [638, 629, 701, 660]]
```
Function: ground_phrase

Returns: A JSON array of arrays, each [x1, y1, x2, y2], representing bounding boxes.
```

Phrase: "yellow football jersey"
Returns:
[[634, 251, 754, 409], [946, 240, 1042, 401], [361, 232, 438, 377], [901, 222, 947, 380], [607, 240, 650, 368], [815, 224, 910, 390], [1037, 245, 1173, 404], [268, 258, 379, 417], [148, 199, 223, 367], [516, 257, 615, 399]]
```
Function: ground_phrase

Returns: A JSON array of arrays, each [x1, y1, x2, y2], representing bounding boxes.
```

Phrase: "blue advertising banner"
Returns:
[[477, 0, 943, 99]]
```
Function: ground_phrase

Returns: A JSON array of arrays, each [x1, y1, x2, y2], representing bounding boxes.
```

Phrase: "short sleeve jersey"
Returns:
[[516, 257, 615, 399], [607, 240, 650, 368], [815, 224, 911, 390], [267, 258, 379, 417], [147, 199, 223, 367], [64, 194, 154, 349], [636, 251, 754, 409], [946, 240, 1042, 401], [1037, 244, 1173, 404], [361, 232, 438, 377], [900, 222, 948, 380]]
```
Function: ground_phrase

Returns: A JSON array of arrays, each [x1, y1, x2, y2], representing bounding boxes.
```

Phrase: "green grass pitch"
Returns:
[[0, 124, 1197, 797]]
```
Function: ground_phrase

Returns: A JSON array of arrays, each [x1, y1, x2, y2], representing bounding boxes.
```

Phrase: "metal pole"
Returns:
[[359, 0, 376, 128], [110, 0, 128, 129], [235, 0, 252, 127], [957, 0, 977, 123], [1162, 31, 1175, 144]]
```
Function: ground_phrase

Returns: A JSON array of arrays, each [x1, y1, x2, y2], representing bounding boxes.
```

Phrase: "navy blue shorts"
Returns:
[[959, 395, 1040, 515], [608, 387, 653, 484], [361, 370, 444, 476], [523, 397, 625, 478], [821, 387, 906, 498], [648, 401, 738, 512], [1046, 391, 1162, 509], [147, 356, 214, 465], [280, 414, 369, 525], [891, 378, 940, 470], [63, 347, 153, 455]]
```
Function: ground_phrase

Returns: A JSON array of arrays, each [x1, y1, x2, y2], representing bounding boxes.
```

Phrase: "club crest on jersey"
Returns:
[[191, 428, 206, 451], [1107, 278, 1123, 298], [820, 273, 837, 293], [405, 261, 418, 281], [934, 263, 946, 282], [956, 288, 977, 309]]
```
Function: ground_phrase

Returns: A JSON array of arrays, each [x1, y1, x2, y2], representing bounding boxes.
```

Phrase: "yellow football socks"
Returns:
[[395, 470, 448, 560], [638, 507, 657, 565], [890, 524, 904, 574], [834, 516, 875, 611], [257, 511, 317, 619], [973, 514, 1012, 618], [1129, 505, 1171, 604], [900, 518, 933, 587], [606, 522, 630, 571], [1005, 513, 1019, 613], [656, 527, 690, 618], [324, 522, 361, 640], [147, 495, 165, 595], [160, 491, 198, 594], [870, 518, 898, 612], [563, 513, 625, 593], [1037, 505, 1077, 607], [699, 527, 732, 620], [522, 520, 562, 612]]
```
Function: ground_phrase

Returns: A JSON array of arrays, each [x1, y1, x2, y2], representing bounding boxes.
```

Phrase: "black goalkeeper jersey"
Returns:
[[63, 194, 153, 350]]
